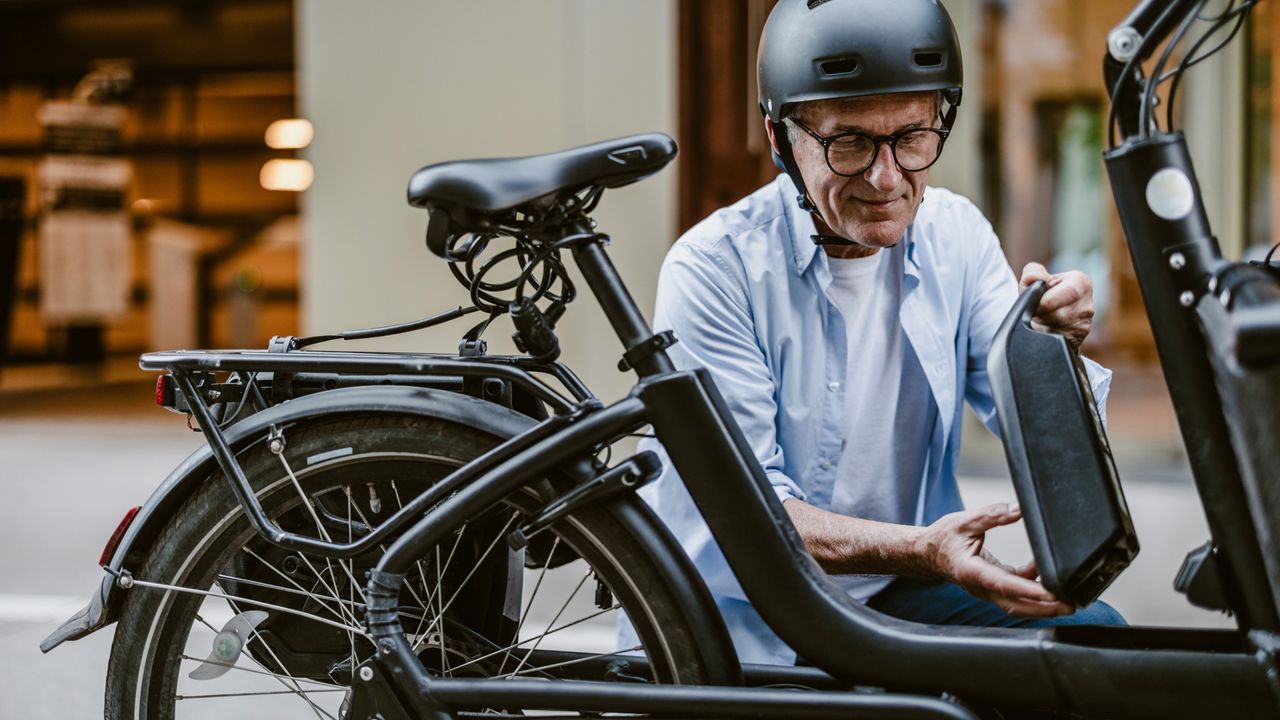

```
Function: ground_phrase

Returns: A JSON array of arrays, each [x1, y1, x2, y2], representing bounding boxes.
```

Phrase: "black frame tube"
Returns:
[[1103, 135, 1280, 630], [424, 678, 977, 720], [365, 398, 655, 715], [375, 396, 648, 574], [347, 366, 1277, 717], [569, 231, 674, 377], [637, 370, 1276, 716], [149, 33, 1280, 708], [157, 242, 1280, 717]]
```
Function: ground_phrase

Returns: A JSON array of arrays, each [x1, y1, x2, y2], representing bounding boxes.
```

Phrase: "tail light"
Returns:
[[100, 506, 141, 567], [155, 375, 175, 408]]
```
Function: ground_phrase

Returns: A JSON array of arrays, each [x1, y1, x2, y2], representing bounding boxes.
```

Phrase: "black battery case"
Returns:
[[987, 281, 1139, 607]]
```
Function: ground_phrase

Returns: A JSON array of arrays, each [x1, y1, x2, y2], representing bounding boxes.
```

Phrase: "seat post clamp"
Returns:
[[617, 330, 677, 372]]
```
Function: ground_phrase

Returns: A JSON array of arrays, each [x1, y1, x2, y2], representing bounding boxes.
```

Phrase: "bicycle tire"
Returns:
[[104, 412, 714, 719]]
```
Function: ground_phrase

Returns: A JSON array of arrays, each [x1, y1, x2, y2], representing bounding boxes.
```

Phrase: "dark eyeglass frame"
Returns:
[[787, 117, 950, 177]]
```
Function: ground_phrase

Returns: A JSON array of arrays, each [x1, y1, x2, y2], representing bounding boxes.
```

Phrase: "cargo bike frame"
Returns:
[[41, 1, 1280, 717]]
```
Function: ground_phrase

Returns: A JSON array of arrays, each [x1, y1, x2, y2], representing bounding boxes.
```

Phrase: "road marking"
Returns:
[[0, 594, 87, 623]]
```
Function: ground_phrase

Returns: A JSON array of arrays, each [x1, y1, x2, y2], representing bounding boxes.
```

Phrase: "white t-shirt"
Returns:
[[825, 248, 938, 600]]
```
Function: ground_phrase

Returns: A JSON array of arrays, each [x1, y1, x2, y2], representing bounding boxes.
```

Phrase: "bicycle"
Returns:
[[41, 0, 1280, 717]]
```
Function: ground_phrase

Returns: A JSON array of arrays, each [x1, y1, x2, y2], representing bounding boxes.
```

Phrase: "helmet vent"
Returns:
[[914, 51, 944, 68], [818, 57, 860, 77]]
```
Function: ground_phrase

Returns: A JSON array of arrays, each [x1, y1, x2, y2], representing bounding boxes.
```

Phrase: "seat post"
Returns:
[[569, 226, 674, 377]]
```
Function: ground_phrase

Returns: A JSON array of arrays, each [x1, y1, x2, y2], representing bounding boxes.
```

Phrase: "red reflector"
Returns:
[[100, 506, 141, 567], [155, 376, 173, 407]]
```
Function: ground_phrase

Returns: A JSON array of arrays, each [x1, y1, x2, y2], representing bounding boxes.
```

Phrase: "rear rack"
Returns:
[[138, 343, 601, 561], [140, 347, 590, 413]]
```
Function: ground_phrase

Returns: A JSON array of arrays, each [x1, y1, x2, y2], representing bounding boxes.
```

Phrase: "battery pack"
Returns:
[[987, 281, 1139, 608]]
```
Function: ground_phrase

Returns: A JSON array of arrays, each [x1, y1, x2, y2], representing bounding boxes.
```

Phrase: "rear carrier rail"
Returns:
[[144, 343, 593, 418], [137, 341, 629, 565]]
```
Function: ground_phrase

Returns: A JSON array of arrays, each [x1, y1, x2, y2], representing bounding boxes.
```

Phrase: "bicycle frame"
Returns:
[[43, 1, 1280, 716], [90, 115, 1279, 720], [348, 229, 1274, 717]]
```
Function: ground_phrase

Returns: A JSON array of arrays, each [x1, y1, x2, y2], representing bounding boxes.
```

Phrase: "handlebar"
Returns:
[[1216, 264, 1280, 366], [1108, 0, 1201, 62]]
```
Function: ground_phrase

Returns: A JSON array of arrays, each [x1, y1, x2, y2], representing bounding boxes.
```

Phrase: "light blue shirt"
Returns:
[[632, 174, 1112, 666]]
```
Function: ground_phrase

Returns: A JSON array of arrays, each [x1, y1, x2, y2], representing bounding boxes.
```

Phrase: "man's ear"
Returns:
[[764, 117, 782, 156]]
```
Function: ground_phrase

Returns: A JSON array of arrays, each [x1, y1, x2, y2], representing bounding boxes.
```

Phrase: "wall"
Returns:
[[298, 0, 676, 402], [928, 0, 982, 202]]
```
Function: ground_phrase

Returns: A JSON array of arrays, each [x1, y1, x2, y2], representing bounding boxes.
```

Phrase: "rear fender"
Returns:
[[44, 385, 529, 651], [42, 385, 733, 676]]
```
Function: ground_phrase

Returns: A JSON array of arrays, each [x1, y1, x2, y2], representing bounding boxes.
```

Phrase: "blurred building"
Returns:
[[0, 0, 1274, 392], [0, 0, 299, 365]]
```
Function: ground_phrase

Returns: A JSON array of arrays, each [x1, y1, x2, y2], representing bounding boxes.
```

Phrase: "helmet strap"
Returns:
[[770, 121, 817, 213], [941, 87, 962, 131], [771, 124, 857, 247]]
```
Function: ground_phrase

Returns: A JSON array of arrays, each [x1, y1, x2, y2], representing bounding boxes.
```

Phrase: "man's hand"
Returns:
[[1019, 262, 1094, 350], [916, 502, 1074, 617]]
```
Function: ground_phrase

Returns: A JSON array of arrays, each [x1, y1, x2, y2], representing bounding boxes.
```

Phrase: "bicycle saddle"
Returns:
[[406, 132, 677, 215]]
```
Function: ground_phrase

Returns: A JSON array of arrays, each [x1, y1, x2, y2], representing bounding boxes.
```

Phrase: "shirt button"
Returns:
[[827, 381, 840, 391]]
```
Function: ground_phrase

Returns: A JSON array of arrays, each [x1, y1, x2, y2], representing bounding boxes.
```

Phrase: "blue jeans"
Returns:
[[866, 577, 1127, 628]]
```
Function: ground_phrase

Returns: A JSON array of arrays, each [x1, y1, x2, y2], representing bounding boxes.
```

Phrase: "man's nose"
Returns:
[[863, 144, 902, 192]]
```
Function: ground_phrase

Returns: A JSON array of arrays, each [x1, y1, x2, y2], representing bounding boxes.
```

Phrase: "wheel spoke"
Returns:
[[389, 479, 449, 638], [411, 520, 467, 644], [220, 565, 358, 623], [177, 688, 346, 701], [498, 645, 643, 679], [507, 571, 589, 678], [343, 490, 355, 686], [179, 652, 339, 689], [414, 511, 518, 649], [128, 576, 368, 638], [216, 572, 359, 611], [449, 601, 620, 675], [497, 535, 560, 676], [344, 482, 436, 630], [220, 592, 338, 720], [273, 448, 370, 610], [241, 547, 362, 629], [121, 430, 690, 718]]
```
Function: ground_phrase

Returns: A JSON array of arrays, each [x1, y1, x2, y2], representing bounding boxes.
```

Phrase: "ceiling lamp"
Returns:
[[260, 159, 314, 192], [264, 119, 314, 150]]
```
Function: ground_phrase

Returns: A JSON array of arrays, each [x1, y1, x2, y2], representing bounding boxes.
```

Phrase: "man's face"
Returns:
[[776, 92, 938, 250]]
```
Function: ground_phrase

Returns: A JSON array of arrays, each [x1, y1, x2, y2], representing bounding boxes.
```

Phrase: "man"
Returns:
[[634, 0, 1124, 666]]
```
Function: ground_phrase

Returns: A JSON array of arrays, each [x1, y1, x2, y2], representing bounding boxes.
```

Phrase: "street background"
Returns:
[[0, 0, 1270, 716]]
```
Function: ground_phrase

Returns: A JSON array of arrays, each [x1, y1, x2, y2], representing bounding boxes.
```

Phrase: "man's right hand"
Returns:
[[915, 502, 1074, 617]]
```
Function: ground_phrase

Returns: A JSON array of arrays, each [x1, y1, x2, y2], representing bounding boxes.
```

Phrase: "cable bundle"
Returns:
[[1108, 0, 1261, 147]]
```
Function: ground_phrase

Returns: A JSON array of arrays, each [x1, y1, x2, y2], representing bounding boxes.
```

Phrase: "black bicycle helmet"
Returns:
[[758, 0, 963, 213]]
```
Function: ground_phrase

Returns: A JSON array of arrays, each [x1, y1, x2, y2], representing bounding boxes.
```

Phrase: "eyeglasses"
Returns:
[[787, 118, 949, 177]]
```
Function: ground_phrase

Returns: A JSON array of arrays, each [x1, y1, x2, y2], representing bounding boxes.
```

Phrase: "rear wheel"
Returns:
[[105, 413, 715, 719]]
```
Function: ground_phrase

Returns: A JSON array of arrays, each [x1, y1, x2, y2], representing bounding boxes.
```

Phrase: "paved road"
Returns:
[[1, 383, 1235, 718], [1, 385, 197, 718]]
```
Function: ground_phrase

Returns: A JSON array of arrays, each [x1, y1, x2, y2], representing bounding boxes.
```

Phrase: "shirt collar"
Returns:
[[776, 174, 922, 278], [778, 174, 822, 275]]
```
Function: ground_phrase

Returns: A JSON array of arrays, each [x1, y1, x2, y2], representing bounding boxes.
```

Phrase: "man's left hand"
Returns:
[[1020, 263, 1094, 350]]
